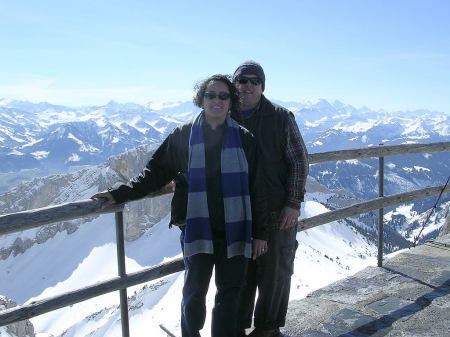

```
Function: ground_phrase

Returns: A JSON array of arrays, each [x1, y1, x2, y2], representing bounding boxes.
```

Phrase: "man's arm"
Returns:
[[279, 113, 309, 229]]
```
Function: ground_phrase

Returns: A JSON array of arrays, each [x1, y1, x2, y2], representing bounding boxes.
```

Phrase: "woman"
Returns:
[[92, 74, 268, 337]]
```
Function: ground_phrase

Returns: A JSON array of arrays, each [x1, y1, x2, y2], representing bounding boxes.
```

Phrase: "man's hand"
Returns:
[[91, 191, 116, 209], [252, 239, 268, 260], [279, 206, 300, 230]]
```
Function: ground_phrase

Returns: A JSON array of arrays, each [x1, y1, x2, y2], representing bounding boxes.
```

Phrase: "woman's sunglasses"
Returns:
[[204, 91, 231, 100]]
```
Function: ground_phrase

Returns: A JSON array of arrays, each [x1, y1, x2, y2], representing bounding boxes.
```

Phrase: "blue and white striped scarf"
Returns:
[[183, 112, 252, 259]]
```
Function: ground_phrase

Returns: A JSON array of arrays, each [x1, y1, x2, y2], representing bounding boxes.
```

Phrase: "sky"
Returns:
[[1, 0, 449, 112]]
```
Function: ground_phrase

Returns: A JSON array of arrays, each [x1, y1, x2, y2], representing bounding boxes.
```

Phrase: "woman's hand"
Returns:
[[252, 239, 268, 260], [90, 191, 116, 209]]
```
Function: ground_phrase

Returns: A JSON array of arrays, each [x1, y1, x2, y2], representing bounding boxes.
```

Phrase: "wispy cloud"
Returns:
[[0, 81, 193, 106]]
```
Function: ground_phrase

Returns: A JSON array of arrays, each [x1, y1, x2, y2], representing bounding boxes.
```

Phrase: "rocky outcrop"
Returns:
[[0, 144, 172, 259], [439, 215, 450, 236], [105, 144, 173, 241], [0, 296, 35, 337]]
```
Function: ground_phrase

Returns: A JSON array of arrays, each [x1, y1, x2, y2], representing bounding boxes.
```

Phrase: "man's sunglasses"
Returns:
[[236, 76, 261, 86], [204, 91, 231, 100]]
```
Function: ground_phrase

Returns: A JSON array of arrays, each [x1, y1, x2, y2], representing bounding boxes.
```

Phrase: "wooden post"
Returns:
[[377, 153, 384, 267], [115, 211, 130, 337]]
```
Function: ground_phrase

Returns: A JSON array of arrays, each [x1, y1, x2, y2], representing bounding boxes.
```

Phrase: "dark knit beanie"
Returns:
[[232, 61, 265, 91]]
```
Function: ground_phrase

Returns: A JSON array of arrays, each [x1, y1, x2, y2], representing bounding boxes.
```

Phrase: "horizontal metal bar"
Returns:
[[309, 141, 450, 164], [0, 199, 124, 236], [298, 184, 450, 231], [0, 258, 185, 327]]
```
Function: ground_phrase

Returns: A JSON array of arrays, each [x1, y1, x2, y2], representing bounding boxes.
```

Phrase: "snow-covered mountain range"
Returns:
[[1, 98, 448, 195], [0, 99, 198, 187], [1, 97, 449, 337]]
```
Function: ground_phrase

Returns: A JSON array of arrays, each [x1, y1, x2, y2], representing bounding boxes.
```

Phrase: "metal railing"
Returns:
[[1, 141, 449, 335]]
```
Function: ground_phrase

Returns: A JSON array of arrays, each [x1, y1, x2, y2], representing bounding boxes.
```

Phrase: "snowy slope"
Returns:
[[1, 192, 378, 337], [1, 177, 446, 337]]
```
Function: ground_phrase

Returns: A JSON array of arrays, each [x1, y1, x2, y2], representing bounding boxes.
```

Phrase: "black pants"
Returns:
[[238, 225, 298, 330], [180, 232, 248, 337]]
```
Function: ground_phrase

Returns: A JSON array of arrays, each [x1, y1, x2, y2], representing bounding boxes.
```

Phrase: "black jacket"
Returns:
[[232, 95, 307, 214], [110, 119, 269, 240]]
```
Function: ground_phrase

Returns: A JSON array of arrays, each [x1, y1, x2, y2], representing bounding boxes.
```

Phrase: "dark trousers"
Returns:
[[238, 225, 298, 330], [180, 232, 248, 337]]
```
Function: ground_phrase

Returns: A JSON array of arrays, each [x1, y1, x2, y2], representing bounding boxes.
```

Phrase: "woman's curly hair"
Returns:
[[193, 74, 240, 111]]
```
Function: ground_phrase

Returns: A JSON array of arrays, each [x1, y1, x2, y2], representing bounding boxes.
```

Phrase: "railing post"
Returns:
[[115, 211, 130, 337], [377, 150, 384, 267]]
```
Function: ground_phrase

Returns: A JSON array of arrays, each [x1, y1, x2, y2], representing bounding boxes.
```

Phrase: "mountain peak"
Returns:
[[310, 98, 332, 107]]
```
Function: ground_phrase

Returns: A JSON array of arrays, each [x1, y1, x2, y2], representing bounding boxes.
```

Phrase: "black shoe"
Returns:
[[272, 329, 292, 337], [236, 329, 247, 337], [270, 329, 284, 337], [248, 329, 277, 337]]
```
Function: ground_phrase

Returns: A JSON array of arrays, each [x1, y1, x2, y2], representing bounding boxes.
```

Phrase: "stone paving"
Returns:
[[283, 232, 450, 337]]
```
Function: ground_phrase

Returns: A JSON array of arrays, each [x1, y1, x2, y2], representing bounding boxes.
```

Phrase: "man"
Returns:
[[231, 61, 309, 337], [92, 74, 268, 337]]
